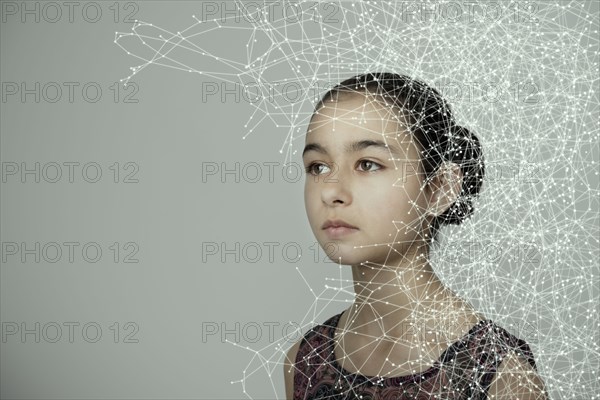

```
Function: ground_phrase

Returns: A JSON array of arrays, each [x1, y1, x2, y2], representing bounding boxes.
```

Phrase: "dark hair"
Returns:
[[312, 72, 485, 245]]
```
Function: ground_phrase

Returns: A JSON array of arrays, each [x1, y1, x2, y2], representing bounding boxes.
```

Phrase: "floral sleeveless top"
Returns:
[[292, 311, 539, 399]]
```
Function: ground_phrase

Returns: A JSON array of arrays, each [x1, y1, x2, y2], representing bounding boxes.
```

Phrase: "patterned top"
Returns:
[[292, 311, 539, 399]]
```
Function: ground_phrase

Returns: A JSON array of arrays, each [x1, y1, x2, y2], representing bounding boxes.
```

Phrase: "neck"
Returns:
[[346, 238, 457, 341]]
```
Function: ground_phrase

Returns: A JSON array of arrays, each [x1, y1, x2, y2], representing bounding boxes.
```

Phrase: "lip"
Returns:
[[322, 219, 358, 230], [322, 219, 359, 239], [323, 226, 359, 239]]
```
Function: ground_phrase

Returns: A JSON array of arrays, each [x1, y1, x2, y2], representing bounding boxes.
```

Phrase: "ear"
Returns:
[[426, 162, 463, 218]]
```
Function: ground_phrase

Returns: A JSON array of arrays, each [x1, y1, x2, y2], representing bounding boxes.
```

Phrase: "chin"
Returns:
[[324, 255, 355, 266], [313, 231, 371, 263], [320, 245, 367, 266]]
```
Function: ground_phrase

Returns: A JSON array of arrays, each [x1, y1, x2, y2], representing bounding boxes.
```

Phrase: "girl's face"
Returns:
[[303, 93, 434, 266]]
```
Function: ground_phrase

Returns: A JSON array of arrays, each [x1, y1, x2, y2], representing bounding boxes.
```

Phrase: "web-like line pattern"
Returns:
[[293, 311, 540, 399], [115, 1, 599, 398]]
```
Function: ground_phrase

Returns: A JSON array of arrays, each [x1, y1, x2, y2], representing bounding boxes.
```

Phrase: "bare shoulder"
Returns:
[[486, 351, 549, 400], [283, 338, 302, 400]]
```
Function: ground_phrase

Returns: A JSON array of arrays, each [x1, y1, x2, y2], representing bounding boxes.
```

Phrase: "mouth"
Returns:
[[322, 219, 359, 238], [321, 219, 358, 230]]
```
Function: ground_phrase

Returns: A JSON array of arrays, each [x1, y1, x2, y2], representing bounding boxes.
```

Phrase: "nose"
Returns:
[[320, 165, 352, 206]]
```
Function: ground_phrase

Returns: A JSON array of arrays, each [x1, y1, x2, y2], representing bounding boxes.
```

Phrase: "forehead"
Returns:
[[305, 93, 423, 159], [307, 92, 412, 142]]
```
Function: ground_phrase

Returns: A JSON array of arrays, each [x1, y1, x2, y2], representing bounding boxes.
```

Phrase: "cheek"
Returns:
[[304, 183, 318, 221], [374, 176, 427, 223]]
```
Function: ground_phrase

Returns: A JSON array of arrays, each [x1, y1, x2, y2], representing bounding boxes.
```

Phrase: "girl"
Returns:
[[284, 73, 548, 399]]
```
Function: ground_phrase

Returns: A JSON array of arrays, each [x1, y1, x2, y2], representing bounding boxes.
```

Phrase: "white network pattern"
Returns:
[[115, 1, 599, 398]]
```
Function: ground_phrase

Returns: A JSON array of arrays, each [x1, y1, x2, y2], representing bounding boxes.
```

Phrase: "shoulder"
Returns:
[[282, 312, 341, 399], [283, 338, 303, 400], [469, 320, 549, 400], [486, 350, 549, 400]]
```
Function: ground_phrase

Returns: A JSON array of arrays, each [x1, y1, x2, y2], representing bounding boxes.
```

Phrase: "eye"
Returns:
[[357, 160, 383, 172], [305, 162, 331, 176], [304, 160, 384, 176]]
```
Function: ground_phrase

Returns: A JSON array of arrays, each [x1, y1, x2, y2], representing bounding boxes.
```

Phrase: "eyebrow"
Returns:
[[302, 139, 402, 158]]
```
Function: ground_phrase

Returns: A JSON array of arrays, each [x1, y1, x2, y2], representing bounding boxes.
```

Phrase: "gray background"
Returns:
[[1, 1, 599, 399]]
